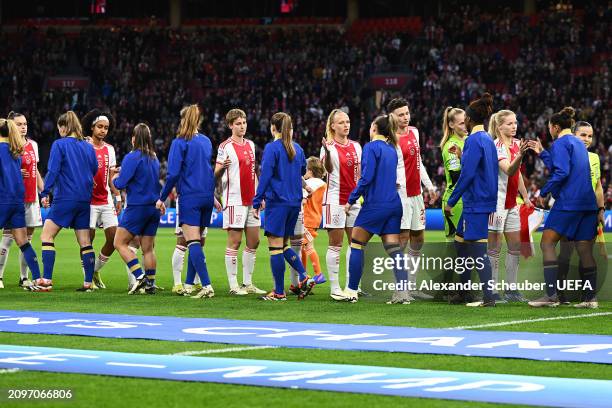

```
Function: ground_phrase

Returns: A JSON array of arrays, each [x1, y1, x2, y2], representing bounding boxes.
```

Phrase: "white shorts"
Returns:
[[293, 210, 304, 236], [400, 195, 425, 231], [90, 203, 118, 229], [175, 210, 208, 238], [323, 203, 360, 229], [223, 205, 261, 229], [488, 206, 520, 233], [25, 201, 42, 228]]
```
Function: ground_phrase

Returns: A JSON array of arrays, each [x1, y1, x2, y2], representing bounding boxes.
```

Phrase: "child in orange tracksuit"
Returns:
[[302, 157, 327, 279]]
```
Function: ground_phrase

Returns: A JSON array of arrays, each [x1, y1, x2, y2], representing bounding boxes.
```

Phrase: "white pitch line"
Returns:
[[173, 345, 277, 356], [445, 311, 612, 330]]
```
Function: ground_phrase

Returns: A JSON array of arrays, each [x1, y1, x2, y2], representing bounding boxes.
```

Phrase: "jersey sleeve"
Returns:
[[443, 145, 461, 171], [319, 145, 326, 161], [31, 140, 40, 162], [496, 142, 508, 162], [216, 143, 227, 165], [108, 145, 117, 167]]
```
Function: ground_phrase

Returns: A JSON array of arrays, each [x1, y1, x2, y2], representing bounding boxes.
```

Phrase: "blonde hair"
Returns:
[[488, 110, 515, 140], [225, 108, 246, 126], [270, 112, 295, 161], [440, 106, 465, 147], [307, 156, 326, 179], [57, 111, 84, 140], [325, 109, 345, 142], [0, 118, 24, 158], [177, 104, 201, 140]]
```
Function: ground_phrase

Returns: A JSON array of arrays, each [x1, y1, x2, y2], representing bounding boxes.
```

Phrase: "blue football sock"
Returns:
[[19, 242, 41, 280], [348, 240, 366, 291], [270, 247, 285, 295], [283, 246, 307, 281], [187, 240, 210, 286], [145, 269, 156, 287], [80, 246, 95, 284], [580, 265, 597, 302], [127, 258, 143, 279], [543, 260, 558, 297], [384, 243, 408, 288], [185, 257, 196, 285], [454, 240, 471, 285], [41, 242, 55, 280]]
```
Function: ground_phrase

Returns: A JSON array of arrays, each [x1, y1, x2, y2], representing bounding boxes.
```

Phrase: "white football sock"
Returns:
[[242, 247, 257, 286], [327, 246, 341, 292], [171, 245, 186, 285], [0, 234, 14, 279], [506, 250, 520, 285], [225, 248, 239, 289]]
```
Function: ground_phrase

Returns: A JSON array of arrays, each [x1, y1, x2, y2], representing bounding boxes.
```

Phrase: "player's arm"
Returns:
[[444, 147, 462, 186], [41, 143, 61, 199], [518, 172, 532, 208], [159, 140, 184, 202], [253, 144, 276, 209], [347, 145, 376, 206], [540, 143, 570, 198], [35, 165, 44, 192], [595, 179, 604, 209], [447, 138, 480, 208], [112, 155, 137, 191], [320, 143, 333, 174], [499, 140, 527, 176]]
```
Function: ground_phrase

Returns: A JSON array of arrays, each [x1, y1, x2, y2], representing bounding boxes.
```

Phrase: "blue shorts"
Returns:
[[0, 203, 26, 229], [544, 209, 597, 241], [48, 200, 90, 230], [179, 196, 213, 228], [456, 212, 490, 241], [120, 205, 160, 237], [264, 205, 300, 237], [354, 202, 402, 236]]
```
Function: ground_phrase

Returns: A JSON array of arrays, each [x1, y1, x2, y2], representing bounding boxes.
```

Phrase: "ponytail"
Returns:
[[57, 111, 84, 140], [0, 118, 25, 158], [440, 106, 465, 148], [550, 106, 576, 130], [132, 123, 156, 158], [372, 114, 399, 147], [271, 112, 295, 161], [177, 104, 202, 141]]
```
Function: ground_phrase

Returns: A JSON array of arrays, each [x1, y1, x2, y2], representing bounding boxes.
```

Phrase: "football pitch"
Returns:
[[0, 228, 610, 407]]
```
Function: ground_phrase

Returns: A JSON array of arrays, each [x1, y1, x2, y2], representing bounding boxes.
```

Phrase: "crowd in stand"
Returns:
[[0, 3, 609, 208]]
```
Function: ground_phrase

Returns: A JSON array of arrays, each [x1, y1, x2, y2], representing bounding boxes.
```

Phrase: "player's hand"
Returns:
[[41, 196, 50, 208], [305, 185, 313, 196], [519, 139, 529, 156], [528, 139, 543, 154], [115, 200, 122, 213], [523, 199, 534, 209], [598, 208, 605, 226], [444, 204, 453, 217], [155, 199, 166, 215], [536, 195, 547, 208], [321, 137, 330, 151], [448, 144, 462, 159], [344, 203, 352, 215], [261, 199, 266, 210], [253, 207, 260, 219], [21, 169, 29, 178], [222, 157, 231, 169], [428, 189, 438, 205], [214, 197, 222, 212]]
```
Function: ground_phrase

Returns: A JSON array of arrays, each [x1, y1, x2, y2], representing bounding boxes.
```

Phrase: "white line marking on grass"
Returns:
[[173, 345, 277, 356], [445, 312, 612, 330], [0, 368, 20, 374], [107, 362, 166, 369]]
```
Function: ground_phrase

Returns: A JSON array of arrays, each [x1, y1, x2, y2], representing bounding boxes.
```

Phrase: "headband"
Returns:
[[93, 115, 109, 125]]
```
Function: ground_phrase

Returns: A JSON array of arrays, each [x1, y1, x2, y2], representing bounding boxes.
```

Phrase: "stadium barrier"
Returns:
[[39, 209, 612, 232]]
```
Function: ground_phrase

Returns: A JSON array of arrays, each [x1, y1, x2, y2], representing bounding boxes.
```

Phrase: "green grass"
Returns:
[[0, 228, 610, 407]]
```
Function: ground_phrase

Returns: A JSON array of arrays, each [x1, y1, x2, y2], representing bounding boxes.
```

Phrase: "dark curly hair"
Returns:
[[80, 108, 116, 137]]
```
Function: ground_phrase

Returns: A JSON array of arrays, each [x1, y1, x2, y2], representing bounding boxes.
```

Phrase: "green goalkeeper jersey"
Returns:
[[441, 134, 466, 203]]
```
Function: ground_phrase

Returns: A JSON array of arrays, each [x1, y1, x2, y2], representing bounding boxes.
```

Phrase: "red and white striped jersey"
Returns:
[[91, 143, 116, 206], [396, 127, 422, 198], [319, 139, 361, 205], [22, 139, 39, 204], [495, 138, 520, 209], [217, 137, 256, 207]]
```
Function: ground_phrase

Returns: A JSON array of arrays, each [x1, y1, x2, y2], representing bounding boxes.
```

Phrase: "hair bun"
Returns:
[[560, 106, 575, 118]]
